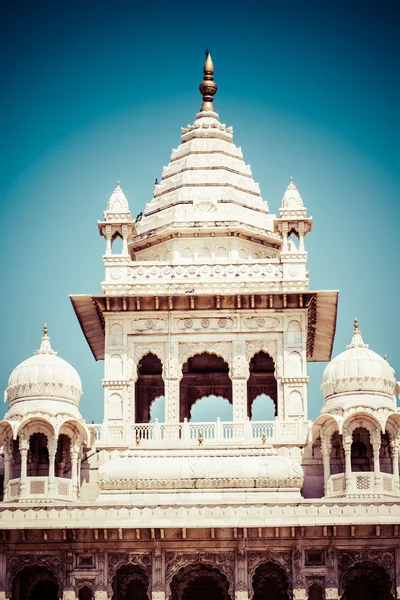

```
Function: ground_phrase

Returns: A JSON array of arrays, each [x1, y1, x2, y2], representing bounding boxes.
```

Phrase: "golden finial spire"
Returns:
[[199, 49, 218, 113], [43, 323, 48, 336], [353, 317, 359, 331]]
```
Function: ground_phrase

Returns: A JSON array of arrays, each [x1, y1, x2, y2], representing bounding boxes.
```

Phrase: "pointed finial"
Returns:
[[35, 322, 57, 356], [199, 50, 218, 113], [116, 180, 120, 188], [43, 323, 48, 336], [347, 316, 368, 349], [290, 176, 293, 184], [353, 317, 359, 331]]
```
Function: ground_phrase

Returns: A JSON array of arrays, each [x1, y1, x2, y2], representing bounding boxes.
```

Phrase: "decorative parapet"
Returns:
[[102, 260, 309, 295]]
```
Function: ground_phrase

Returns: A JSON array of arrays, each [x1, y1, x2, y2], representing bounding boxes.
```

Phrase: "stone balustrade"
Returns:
[[327, 471, 397, 497], [88, 418, 309, 448], [5, 476, 72, 503]]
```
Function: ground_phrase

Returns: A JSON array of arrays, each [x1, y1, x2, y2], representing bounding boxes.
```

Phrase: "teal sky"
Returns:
[[1, 0, 399, 423]]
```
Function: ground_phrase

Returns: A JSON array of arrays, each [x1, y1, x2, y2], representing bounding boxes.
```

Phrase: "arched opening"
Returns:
[[341, 561, 393, 600], [308, 582, 324, 600], [111, 563, 149, 600], [247, 352, 277, 420], [351, 427, 372, 472], [12, 564, 59, 600], [251, 394, 276, 421], [55, 434, 71, 478], [380, 431, 392, 474], [180, 354, 232, 422], [170, 563, 231, 600], [150, 395, 165, 423], [79, 586, 94, 600], [330, 431, 344, 474], [252, 562, 290, 600], [135, 353, 164, 423], [28, 433, 49, 477], [13, 437, 22, 478], [112, 234, 123, 254], [190, 395, 232, 422]]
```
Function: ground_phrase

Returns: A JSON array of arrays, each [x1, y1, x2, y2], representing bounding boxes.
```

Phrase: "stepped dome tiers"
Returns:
[[321, 319, 396, 409], [103, 181, 132, 222], [132, 52, 277, 251], [6, 325, 82, 408]]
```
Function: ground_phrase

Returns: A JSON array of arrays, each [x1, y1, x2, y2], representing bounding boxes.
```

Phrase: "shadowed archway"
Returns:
[[252, 562, 290, 600], [12, 565, 59, 600], [171, 563, 231, 600], [341, 561, 393, 600], [112, 563, 149, 600]]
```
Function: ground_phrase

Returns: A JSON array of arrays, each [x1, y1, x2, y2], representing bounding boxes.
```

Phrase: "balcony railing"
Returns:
[[327, 471, 397, 497], [88, 418, 310, 448], [5, 476, 73, 502]]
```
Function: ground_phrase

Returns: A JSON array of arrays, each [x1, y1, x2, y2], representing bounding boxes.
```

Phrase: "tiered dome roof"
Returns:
[[321, 319, 396, 401], [135, 52, 274, 238], [279, 177, 306, 217], [6, 325, 82, 406], [103, 181, 132, 222]]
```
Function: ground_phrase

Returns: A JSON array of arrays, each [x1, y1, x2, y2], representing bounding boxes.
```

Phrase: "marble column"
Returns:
[[48, 440, 57, 495], [71, 445, 80, 500], [344, 435, 352, 493], [2, 439, 11, 501], [391, 440, 400, 492], [372, 431, 382, 491], [231, 353, 250, 423], [19, 438, 29, 497], [321, 432, 331, 496]]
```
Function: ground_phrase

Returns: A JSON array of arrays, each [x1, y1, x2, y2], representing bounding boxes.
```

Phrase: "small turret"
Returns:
[[98, 181, 136, 256]]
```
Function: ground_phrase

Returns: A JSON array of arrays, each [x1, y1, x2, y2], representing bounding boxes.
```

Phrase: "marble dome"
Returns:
[[6, 325, 82, 406], [321, 319, 396, 401]]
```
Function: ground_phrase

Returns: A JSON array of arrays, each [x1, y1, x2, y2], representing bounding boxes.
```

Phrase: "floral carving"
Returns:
[[246, 340, 277, 363], [231, 356, 250, 379], [134, 343, 165, 366], [179, 342, 232, 366]]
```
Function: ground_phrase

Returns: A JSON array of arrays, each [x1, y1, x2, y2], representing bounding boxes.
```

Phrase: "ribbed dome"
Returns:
[[321, 320, 396, 400], [278, 178, 307, 218], [6, 326, 82, 406], [104, 181, 132, 221]]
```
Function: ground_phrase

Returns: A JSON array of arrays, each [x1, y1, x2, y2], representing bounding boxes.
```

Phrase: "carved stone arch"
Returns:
[[7, 555, 64, 598], [247, 552, 292, 597], [17, 417, 55, 443], [59, 418, 89, 446], [178, 342, 232, 367], [108, 553, 152, 598], [134, 343, 165, 369], [165, 553, 235, 600], [245, 341, 277, 367], [342, 413, 381, 439], [76, 579, 95, 592], [340, 558, 394, 600]]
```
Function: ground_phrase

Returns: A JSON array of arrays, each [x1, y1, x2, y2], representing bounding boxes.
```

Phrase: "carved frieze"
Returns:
[[178, 342, 232, 365]]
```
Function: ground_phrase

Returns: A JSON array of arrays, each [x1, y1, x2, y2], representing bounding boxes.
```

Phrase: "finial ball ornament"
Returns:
[[199, 51, 218, 112]]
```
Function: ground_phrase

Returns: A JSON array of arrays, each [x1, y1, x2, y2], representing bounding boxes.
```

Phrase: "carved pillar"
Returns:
[[19, 437, 29, 497], [152, 541, 165, 599], [62, 591, 77, 600], [391, 439, 400, 492], [164, 353, 182, 425], [293, 590, 307, 600], [48, 439, 57, 495], [372, 430, 382, 491], [321, 431, 332, 496], [344, 434, 352, 493], [235, 542, 248, 600], [94, 592, 108, 600], [2, 439, 12, 501], [71, 444, 80, 500], [231, 347, 250, 423]]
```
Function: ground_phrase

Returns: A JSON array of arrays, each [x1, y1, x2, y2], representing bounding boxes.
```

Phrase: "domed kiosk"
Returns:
[[0, 325, 89, 502], [314, 319, 400, 498]]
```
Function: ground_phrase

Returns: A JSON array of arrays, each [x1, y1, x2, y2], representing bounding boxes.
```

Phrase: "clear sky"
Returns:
[[1, 0, 399, 423]]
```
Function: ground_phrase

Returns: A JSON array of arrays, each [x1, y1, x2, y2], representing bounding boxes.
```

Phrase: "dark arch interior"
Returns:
[[252, 562, 289, 600], [308, 582, 324, 600], [55, 433, 72, 478], [341, 561, 392, 600], [330, 431, 344, 474], [247, 352, 277, 419], [12, 565, 59, 600], [351, 427, 372, 472], [171, 563, 231, 600], [112, 563, 149, 600], [180, 354, 232, 422], [135, 353, 164, 423], [79, 586, 94, 600], [28, 432, 49, 477]]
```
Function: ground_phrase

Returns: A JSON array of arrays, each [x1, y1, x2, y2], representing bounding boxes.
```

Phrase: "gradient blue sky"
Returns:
[[1, 0, 399, 423]]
